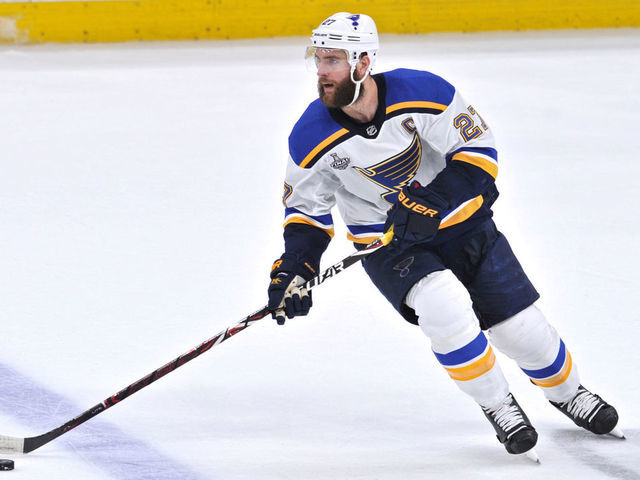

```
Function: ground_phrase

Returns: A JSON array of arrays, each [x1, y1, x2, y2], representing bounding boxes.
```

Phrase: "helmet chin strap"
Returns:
[[347, 64, 370, 107]]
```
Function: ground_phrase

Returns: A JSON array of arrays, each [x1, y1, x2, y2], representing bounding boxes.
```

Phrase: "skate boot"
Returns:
[[550, 385, 622, 436], [482, 393, 538, 455]]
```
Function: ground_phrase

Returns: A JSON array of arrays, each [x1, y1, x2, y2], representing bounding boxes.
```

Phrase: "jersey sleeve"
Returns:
[[279, 156, 338, 269], [419, 88, 499, 226], [277, 101, 349, 265], [282, 153, 340, 238]]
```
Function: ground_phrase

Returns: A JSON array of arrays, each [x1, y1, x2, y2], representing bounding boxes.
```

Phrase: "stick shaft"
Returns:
[[1, 231, 392, 454], [21, 306, 269, 453]]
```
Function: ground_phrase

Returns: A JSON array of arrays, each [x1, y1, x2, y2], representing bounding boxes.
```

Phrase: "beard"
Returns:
[[318, 74, 362, 108]]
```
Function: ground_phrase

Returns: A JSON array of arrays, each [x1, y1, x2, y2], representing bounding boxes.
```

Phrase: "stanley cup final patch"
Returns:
[[330, 153, 351, 170]]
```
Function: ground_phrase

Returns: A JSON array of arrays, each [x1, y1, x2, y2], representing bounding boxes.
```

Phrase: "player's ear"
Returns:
[[359, 53, 371, 71], [355, 53, 371, 79]]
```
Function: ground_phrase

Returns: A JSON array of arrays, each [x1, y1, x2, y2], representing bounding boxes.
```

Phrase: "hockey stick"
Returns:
[[0, 231, 393, 454]]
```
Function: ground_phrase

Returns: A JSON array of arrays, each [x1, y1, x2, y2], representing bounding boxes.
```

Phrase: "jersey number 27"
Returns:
[[454, 105, 489, 142]]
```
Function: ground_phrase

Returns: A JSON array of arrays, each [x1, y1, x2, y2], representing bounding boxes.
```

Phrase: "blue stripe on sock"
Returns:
[[433, 332, 488, 367], [521, 340, 567, 379]]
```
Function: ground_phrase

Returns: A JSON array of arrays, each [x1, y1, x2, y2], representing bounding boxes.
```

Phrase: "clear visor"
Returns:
[[304, 46, 351, 73]]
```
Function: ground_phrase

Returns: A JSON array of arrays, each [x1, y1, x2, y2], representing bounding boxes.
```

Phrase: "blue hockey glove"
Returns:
[[385, 181, 446, 248], [268, 253, 316, 325]]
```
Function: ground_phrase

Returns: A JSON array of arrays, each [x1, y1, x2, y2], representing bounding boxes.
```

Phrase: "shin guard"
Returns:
[[488, 305, 580, 402], [406, 270, 509, 408]]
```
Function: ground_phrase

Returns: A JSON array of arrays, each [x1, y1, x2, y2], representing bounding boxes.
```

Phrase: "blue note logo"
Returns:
[[354, 133, 422, 204], [393, 257, 414, 278]]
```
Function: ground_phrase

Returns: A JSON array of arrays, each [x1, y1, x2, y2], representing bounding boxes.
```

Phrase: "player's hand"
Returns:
[[385, 181, 445, 248], [268, 254, 314, 325]]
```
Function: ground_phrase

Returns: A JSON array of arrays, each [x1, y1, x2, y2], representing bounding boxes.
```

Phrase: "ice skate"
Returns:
[[482, 393, 538, 457], [550, 385, 623, 438]]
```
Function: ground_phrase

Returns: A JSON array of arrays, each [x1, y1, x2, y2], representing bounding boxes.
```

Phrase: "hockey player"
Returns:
[[267, 12, 622, 458]]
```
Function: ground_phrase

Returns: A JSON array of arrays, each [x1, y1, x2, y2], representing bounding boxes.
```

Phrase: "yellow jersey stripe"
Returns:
[[347, 232, 383, 244], [452, 152, 499, 179], [299, 128, 350, 169], [284, 217, 335, 238], [445, 347, 496, 382], [439, 195, 484, 229], [386, 101, 449, 115], [530, 352, 573, 388]]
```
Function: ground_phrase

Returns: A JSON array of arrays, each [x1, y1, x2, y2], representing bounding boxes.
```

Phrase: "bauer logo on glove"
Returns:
[[385, 180, 447, 248], [397, 190, 439, 217]]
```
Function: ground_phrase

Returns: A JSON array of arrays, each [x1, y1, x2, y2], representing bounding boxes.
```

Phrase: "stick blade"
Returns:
[[0, 435, 25, 454]]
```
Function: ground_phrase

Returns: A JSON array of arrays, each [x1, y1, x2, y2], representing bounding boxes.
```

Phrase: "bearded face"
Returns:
[[318, 72, 360, 108], [313, 49, 365, 108]]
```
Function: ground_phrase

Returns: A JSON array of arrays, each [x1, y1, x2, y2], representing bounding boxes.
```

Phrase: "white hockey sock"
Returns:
[[487, 304, 580, 403], [406, 270, 509, 408]]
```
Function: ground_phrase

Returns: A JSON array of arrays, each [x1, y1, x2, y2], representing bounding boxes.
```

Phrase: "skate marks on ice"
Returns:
[[549, 429, 640, 480], [0, 362, 207, 480]]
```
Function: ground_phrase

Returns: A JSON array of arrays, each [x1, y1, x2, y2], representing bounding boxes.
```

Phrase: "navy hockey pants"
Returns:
[[361, 219, 540, 329]]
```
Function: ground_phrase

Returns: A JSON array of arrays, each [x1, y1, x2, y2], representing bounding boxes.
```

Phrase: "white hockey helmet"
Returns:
[[308, 12, 379, 72]]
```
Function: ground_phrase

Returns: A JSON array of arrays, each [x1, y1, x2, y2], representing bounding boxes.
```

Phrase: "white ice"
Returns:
[[1, 28, 639, 479]]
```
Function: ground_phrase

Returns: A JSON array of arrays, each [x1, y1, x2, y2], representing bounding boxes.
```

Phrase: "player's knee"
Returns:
[[405, 270, 479, 346], [488, 304, 559, 362]]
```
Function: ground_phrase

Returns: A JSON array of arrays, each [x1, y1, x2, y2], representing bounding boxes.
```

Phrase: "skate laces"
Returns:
[[562, 388, 603, 422], [485, 395, 526, 433]]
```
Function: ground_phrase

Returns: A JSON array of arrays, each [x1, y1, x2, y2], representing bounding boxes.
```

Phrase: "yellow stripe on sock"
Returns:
[[530, 351, 573, 388], [445, 347, 496, 381]]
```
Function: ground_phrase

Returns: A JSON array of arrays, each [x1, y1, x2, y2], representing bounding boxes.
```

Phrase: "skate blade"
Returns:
[[609, 426, 625, 439], [523, 448, 541, 464]]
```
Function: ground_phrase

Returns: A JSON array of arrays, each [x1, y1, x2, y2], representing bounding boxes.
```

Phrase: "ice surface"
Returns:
[[1, 29, 639, 479]]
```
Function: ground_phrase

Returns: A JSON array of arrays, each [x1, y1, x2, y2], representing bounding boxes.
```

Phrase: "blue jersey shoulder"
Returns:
[[288, 69, 456, 168], [383, 68, 456, 109], [288, 99, 348, 168]]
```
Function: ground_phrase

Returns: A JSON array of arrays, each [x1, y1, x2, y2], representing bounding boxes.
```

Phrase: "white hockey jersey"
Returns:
[[283, 68, 499, 245]]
